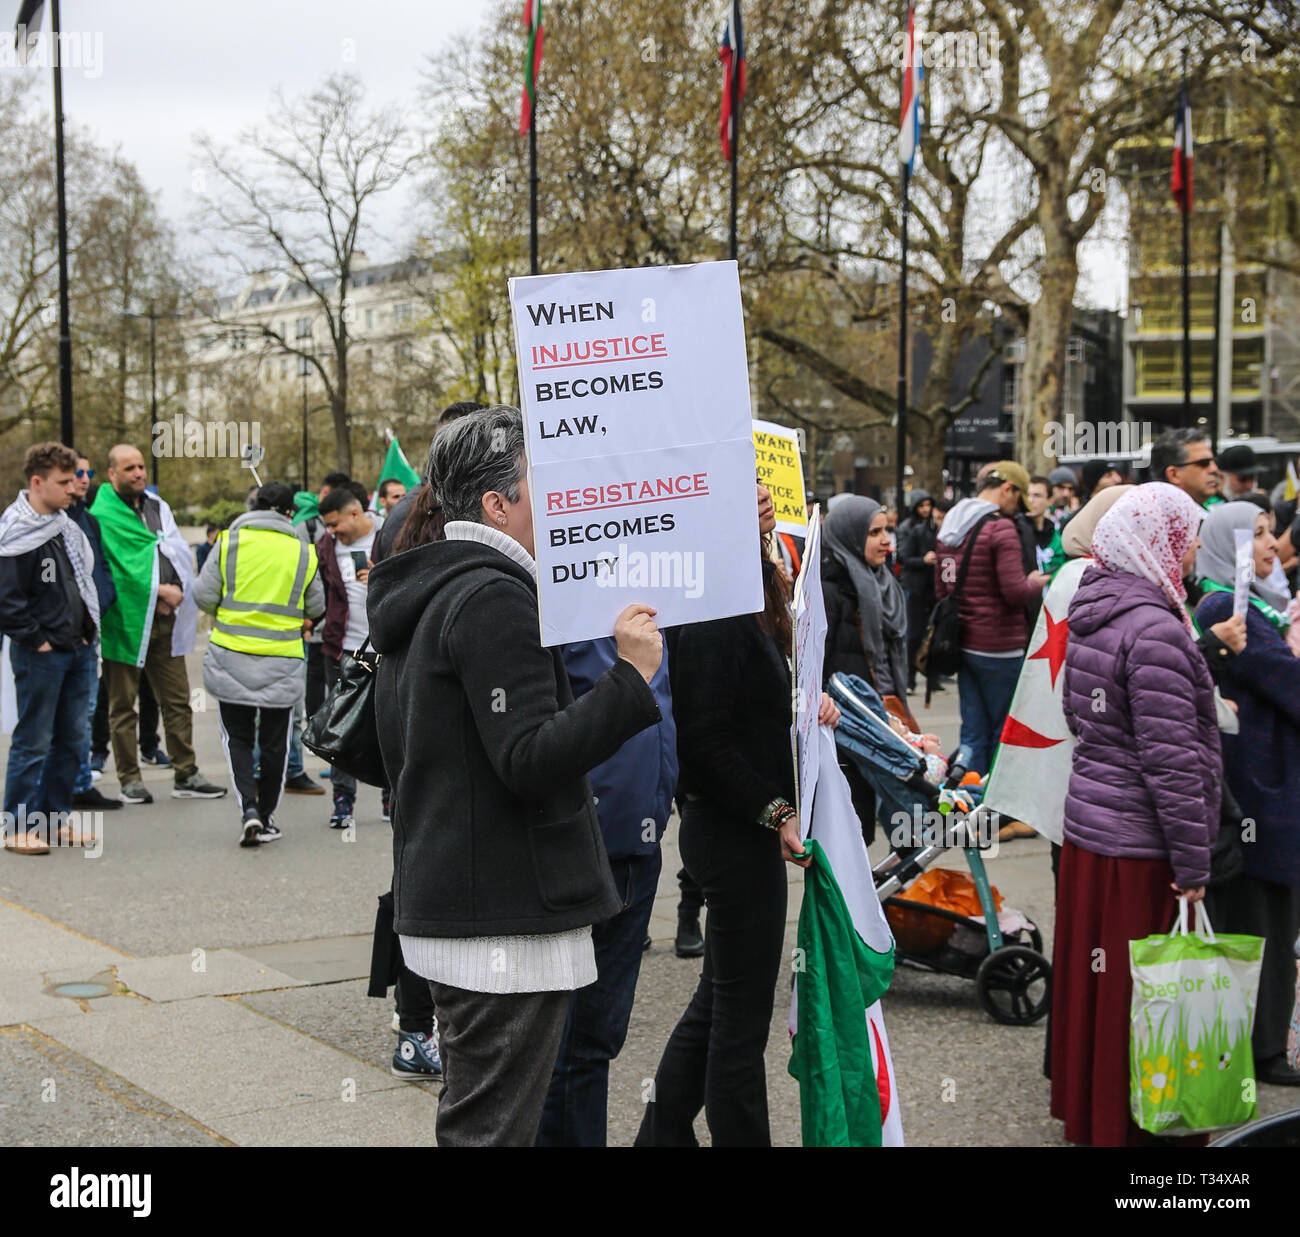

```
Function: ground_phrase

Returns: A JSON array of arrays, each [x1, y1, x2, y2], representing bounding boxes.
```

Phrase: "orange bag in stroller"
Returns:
[[886, 868, 1004, 955]]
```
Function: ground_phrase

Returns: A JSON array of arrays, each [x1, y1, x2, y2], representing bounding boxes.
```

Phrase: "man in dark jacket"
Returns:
[[67, 454, 121, 812], [897, 489, 936, 690], [0, 444, 100, 854], [537, 637, 678, 1146], [934, 462, 1049, 773]]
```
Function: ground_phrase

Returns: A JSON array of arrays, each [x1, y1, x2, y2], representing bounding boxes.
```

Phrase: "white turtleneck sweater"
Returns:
[[397, 520, 597, 994]]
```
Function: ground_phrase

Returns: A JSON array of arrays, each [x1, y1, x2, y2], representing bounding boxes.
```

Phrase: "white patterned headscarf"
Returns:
[[1090, 483, 1202, 633], [0, 491, 100, 628]]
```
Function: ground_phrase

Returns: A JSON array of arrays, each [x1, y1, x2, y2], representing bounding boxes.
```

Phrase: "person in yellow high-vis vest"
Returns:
[[193, 483, 325, 849]]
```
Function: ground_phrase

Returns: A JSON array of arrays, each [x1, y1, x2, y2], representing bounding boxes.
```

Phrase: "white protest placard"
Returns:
[[752, 420, 807, 536], [791, 506, 826, 830], [1233, 527, 1254, 618], [510, 261, 763, 646]]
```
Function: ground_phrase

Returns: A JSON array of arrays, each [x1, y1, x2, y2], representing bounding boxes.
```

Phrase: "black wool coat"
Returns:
[[367, 538, 661, 937]]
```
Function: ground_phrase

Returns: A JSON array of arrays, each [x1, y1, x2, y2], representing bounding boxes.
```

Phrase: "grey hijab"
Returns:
[[1197, 500, 1291, 612], [824, 496, 909, 697]]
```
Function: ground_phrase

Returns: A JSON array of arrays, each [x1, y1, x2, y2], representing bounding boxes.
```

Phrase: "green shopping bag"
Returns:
[[1129, 898, 1264, 1135]]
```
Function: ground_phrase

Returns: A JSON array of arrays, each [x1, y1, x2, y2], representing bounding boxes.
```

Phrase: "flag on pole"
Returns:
[[718, 0, 746, 161], [13, 0, 43, 63], [982, 558, 1090, 844], [789, 723, 903, 1146], [1286, 460, 1298, 503], [1171, 81, 1193, 214], [519, 0, 544, 136], [898, 2, 923, 173], [376, 435, 421, 493]]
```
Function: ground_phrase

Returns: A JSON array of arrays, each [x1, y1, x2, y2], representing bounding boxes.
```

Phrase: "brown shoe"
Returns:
[[283, 773, 327, 795], [4, 832, 51, 855], [56, 824, 90, 847], [997, 819, 1038, 842]]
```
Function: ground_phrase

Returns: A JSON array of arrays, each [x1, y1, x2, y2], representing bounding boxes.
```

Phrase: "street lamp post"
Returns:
[[300, 355, 311, 490], [119, 300, 182, 488]]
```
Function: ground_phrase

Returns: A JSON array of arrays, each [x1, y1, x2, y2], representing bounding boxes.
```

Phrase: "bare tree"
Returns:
[[191, 74, 416, 474]]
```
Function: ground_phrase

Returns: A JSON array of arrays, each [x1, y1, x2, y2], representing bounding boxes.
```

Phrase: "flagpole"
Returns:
[[1180, 48, 1191, 429], [728, 4, 740, 262], [896, 165, 909, 509], [1210, 221, 1222, 454], [529, 112, 538, 276], [51, 0, 74, 446]]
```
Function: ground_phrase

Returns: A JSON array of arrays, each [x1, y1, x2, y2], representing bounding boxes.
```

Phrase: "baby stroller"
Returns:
[[828, 672, 1052, 1025]]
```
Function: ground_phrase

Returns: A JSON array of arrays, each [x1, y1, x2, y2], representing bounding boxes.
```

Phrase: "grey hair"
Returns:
[[428, 405, 527, 525]]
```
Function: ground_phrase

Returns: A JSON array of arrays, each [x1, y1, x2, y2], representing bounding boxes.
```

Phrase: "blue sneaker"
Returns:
[[391, 1030, 442, 1080], [141, 748, 171, 769]]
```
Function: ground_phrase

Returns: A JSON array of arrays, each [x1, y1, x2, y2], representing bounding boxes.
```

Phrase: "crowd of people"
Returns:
[[3, 416, 1299, 1147]]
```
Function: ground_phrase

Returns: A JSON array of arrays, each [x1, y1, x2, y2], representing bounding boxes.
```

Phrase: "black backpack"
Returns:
[[916, 512, 997, 695]]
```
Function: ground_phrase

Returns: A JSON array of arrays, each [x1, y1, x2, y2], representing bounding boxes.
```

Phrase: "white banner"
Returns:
[[792, 507, 826, 825], [510, 261, 763, 646]]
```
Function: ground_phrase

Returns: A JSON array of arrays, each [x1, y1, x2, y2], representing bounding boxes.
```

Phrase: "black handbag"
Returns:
[[302, 639, 388, 786], [917, 512, 997, 688]]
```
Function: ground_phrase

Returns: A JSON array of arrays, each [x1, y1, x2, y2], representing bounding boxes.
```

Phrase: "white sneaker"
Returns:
[[90, 769, 102, 783], [239, 818, 263, 848]]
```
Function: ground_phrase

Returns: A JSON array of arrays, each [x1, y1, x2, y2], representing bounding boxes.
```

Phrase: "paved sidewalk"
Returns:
[[2, 647, 1294, 1146]]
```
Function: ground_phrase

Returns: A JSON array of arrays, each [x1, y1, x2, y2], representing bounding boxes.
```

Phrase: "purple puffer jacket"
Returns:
[[1060, 565, 1220, 888]]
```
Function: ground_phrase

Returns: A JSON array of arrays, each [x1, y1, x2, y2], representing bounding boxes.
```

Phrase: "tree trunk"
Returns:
[[333, 340, 352, 475], [1018, 180, 1077, 472], [908, 415, 949, 495]]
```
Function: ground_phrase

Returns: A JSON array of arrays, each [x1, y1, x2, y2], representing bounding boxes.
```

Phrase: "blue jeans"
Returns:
[[536, 848, 663, 1147], [4, 642, 94, 835], [957, 650, 1024, 775], [73, 648, 100, 793]]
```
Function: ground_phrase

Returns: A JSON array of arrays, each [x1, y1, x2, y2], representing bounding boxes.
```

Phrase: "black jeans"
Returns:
[[91, 668, 159, 757], [305, 642, 326, 717], [216, 702, 291, 822], [636, 798, 788, 1146], [677, 865, 703, 919]]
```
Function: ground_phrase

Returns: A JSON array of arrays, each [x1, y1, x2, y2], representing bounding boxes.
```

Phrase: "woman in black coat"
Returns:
[[822, 495, 913, 844], [367, 406, 665, 1146], [637, 480, 838, 1147]]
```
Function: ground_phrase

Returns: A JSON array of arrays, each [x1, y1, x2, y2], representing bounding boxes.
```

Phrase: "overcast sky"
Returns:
[[52, 0, 495, 268], [32, 0, 1124, 310]]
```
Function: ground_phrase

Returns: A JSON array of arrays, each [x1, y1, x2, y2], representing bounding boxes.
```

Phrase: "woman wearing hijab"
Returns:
[[822, 496, 912, 724], [1051, 484, 1221, 1145], [1194, 502, 1300, 1086]]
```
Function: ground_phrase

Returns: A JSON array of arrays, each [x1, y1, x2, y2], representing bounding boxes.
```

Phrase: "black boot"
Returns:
[[675, 913, 704, 958]]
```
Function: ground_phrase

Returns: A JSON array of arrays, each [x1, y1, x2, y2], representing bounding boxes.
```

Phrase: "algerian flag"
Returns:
[[982, 557, 1089, 844], [788, 724, 903, 1147], [376, 435, 421, 492]]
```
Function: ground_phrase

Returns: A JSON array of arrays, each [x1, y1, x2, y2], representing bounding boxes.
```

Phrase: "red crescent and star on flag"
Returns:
[[999, 606, 1069, 749]]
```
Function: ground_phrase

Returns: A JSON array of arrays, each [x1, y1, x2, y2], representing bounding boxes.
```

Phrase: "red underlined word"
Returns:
[[532, 352, 669, 371], [530, 335, 667, 369], [546, 474, 710, 514]]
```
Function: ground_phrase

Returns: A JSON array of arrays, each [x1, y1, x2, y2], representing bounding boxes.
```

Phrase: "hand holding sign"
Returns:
[[613, 603, 663, 683]]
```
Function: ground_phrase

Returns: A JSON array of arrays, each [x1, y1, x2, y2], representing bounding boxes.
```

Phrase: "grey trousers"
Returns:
[[429, 982, 571, 1147]]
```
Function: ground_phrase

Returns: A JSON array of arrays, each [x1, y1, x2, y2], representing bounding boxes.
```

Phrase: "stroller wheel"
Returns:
[[975, 945, 1052, 1026]]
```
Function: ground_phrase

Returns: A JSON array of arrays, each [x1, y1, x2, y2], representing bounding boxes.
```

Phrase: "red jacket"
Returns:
[[934, 514, 1041, 654], [314, 532, 349, 662]]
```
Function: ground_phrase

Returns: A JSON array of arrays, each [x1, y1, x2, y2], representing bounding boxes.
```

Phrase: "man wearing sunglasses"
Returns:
[[1149, 428, 1222, 508], [67, 456, 123, 812]]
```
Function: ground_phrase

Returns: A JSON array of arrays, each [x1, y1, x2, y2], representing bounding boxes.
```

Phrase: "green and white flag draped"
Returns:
[[788, 693, 903, 1145]]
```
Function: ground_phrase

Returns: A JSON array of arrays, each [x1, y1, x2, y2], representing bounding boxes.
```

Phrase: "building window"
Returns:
[[365, 308, 374, 331], [230, 334, 246, 351], [280, 358, 288, 377], [394, 302, 412, 325], [296, 317, 312, 339]]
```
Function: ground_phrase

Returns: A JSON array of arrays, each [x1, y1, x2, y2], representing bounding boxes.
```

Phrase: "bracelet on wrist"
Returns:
[[760, 798, 796, 831]]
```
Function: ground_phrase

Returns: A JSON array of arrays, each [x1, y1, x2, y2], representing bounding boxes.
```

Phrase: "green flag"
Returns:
[[90, 485, 162, 667], [376, 437, 421, 493]]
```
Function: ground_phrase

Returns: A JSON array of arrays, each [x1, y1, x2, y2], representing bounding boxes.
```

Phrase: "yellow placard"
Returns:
[[753, 419, 807, 536]]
